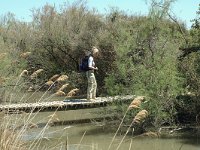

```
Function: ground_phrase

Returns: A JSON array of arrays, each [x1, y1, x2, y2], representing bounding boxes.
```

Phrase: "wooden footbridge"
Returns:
[[0, 95, 135, 113]]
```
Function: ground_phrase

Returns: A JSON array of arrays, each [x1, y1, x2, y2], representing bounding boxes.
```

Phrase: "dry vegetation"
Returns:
[[0, 0, 200, 149]]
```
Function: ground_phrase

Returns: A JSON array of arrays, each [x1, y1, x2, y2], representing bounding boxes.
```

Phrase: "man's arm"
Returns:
[[88, 57, 98, 70]]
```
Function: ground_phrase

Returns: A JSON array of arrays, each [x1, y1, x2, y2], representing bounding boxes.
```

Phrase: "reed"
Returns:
[[0, 73, 62, 150], [0, 111, 26, 150], [107, 96, 148, 150]]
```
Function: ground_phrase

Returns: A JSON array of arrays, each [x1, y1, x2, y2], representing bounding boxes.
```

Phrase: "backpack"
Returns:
[[79, 56, 90, 72]]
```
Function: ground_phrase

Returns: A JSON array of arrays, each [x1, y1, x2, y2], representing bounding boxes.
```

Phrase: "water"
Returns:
[[19, 109, 200, 150], [23, 122, 200, 150], [4, 91, 200, 150]]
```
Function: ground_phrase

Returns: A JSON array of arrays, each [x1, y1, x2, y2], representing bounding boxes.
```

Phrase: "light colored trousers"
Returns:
[[86, 70, 97, 99]]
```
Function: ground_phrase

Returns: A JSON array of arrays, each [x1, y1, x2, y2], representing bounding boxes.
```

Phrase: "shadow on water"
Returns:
[[6, 91, 200, 150], [22, 122, 200, 150], [181, 137, 200, 147], [11, 110, 200, 149], [172, 130, 200, 147], [157, 127, 200, 150]]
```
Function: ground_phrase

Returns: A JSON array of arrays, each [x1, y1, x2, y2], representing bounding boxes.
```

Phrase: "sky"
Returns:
[[0, 0, 199, 28]]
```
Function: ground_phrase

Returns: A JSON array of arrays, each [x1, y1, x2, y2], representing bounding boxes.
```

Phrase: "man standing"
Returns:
[[86, 47, 99, 101]]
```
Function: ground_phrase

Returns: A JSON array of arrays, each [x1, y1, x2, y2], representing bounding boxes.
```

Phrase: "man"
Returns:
[[86, 47, 99, 100]]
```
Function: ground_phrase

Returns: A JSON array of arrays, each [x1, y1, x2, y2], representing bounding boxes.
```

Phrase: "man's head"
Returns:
[[92, 46, 99, 57]]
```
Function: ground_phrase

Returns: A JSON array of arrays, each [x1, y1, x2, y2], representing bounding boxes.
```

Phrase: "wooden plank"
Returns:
[[0, 95, 135, 113]]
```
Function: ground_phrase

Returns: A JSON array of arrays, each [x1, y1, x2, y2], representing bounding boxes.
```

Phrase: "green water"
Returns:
[[4, 91, 200, 150], [18, 109, 200, 150], [23, 122, 200, 150]]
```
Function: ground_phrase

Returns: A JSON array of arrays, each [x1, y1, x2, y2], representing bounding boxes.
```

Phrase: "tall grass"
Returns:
[[0, 72, 102, 150], [0, 71, 64, 149], [0, 111, 25, 150]]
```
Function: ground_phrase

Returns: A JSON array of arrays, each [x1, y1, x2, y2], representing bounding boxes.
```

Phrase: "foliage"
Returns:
[[174, 3, 200, 125], [104, 0, 185, 127], [178, 4, 200, 95], [0, 0, 200, 129]]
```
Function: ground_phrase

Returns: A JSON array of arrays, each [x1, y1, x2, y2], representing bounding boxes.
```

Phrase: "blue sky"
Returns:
[[0, 0, 199, 28]]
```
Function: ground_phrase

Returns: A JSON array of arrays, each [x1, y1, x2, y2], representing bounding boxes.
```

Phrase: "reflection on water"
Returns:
[[4, 91, 200, 150], [23, 123, 200, 150], [20, 109, 200, 150]]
